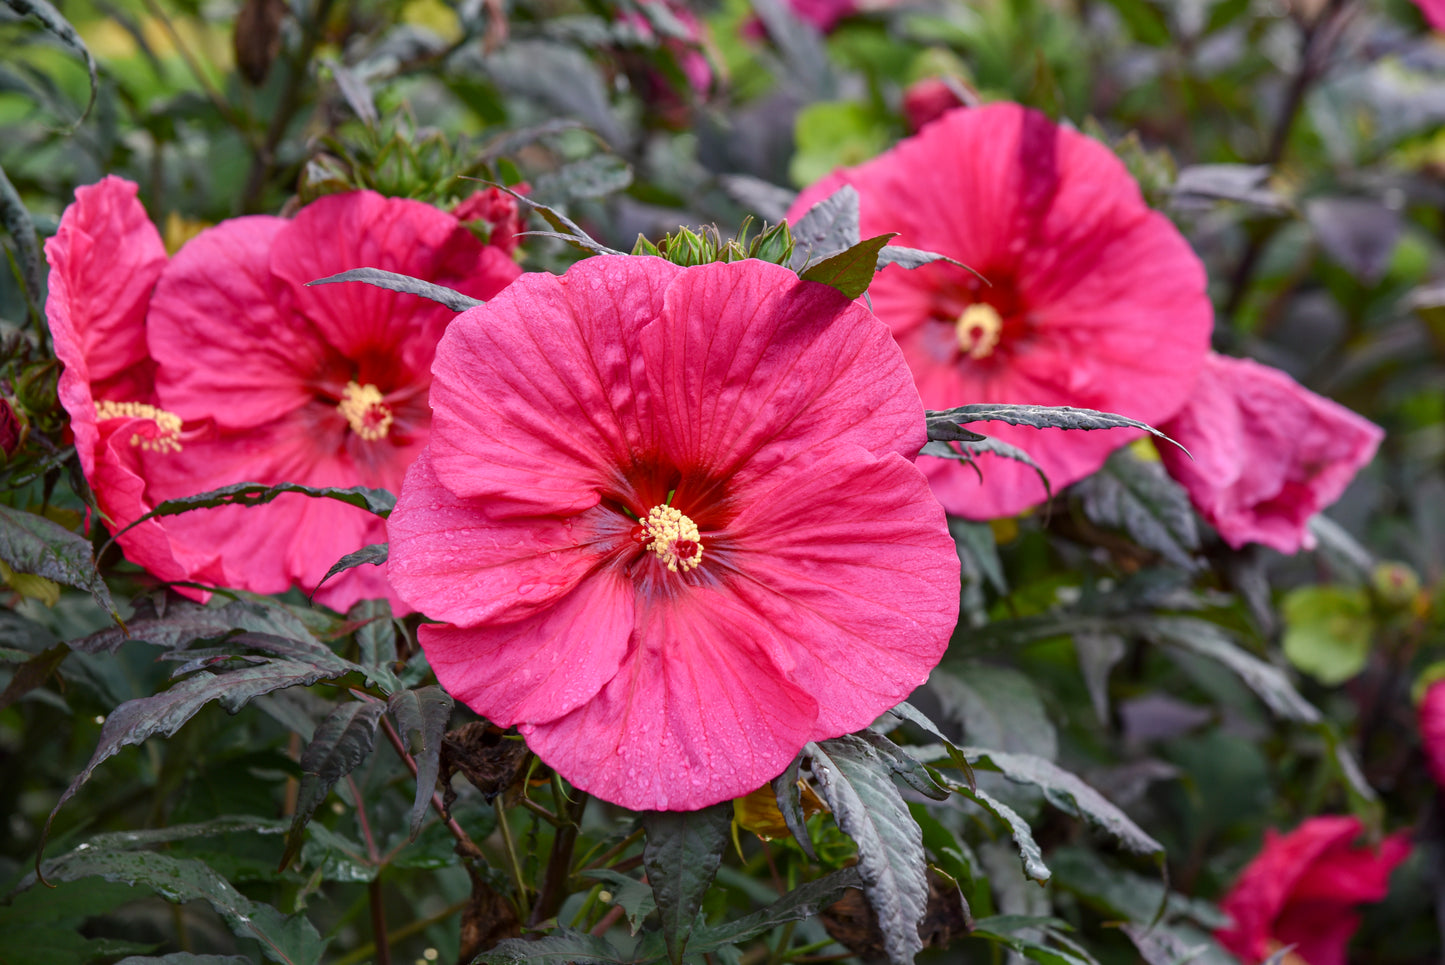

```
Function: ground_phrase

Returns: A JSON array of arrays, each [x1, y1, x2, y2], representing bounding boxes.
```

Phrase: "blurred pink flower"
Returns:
[[786, 0, 861, 31], [901, 77, 968, 133], [620, 0, 713, 122], [788, 103, 1212, 520], [0, 396, 21, 458], [387, 256, 959, 810], [1216, 815, 1410, 965], [453, 183, 529, 256], [1414, 0, 1445, 30], [1158, 354, 1382, 553], [1419, 679, 1445, 787], [46, 177, 520, 609]]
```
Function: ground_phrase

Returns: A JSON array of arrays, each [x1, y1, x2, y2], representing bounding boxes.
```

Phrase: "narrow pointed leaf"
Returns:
[[854, 729, 949, 800], [114, 482, 397, 546], [0, 162, 42, 307], [312, 543, 388, 598], [281, 699, 386, 868], [28, 847, 323, 965], [489, 181, 623, 255], [876, 245, 975, 274], [387, 686, 454, 837], [1077, 450, 1198, 568], [771, 754, 817, 860], [306, 268, 481, 312], [5, 0, 98, 127], [642, 802, 733, 964], [799, 232, 895, 299], [0, 504, 118, 621], [475, 930, 631, 965], [809, 736, 928, 965], [926, 404, 1181, 451], [951, 783, 1051, 883], [688, 866, 863, 953]]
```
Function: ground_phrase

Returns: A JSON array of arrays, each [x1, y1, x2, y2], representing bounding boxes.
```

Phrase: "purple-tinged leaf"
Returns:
[[642, 803, 733, 965], [280, 698, 386, 869], [0, 503, 119, 622], [788, 184, 860, 269], [307, 267, 479, 311], [388, 686, 454, 838]]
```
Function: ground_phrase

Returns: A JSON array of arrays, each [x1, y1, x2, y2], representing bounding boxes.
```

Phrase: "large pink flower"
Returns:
[[787, 104, 1213, 520], [387, 256, 960, 810], [1216, 816, 1411, 965], [45, 176, 520, 609], [1158, 354, 1383, 554]]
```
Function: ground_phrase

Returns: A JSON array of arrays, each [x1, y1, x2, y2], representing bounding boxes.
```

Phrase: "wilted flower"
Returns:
[[46, 176, 520, 608], [387, 256, 959, 810], [1158, 354, 1383, 554], [453, 184, 529, 256], [1216, 815, 1410, 965], [788, 103, 1212, 520]]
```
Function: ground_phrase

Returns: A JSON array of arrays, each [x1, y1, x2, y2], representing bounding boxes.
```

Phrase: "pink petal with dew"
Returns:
[[723, 445, 958, 736], [269, 191, 518, 373], [143, 413, 392, 609], [149, 216, 332, 431], [521, 590, 819, 811], [419, 569, 634, 728], [1421, 679, 1445, 788], [387, 451, 627, 626], [642, 260, 925, 486], [1159, 355, 1383, 553], [45, 175, 168, 476], [428, 256, 681, 515]]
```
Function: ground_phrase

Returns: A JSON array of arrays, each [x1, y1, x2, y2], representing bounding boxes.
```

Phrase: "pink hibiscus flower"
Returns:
[[1157, 354, 1383, 554], [1419, 679, 1445, 788], [1414, 0, 1445, 31], [1216, 815, 1411, 965], [45, 176, 521, 609], [386, 255, 960, 810], [787, 103, 1213, 520]]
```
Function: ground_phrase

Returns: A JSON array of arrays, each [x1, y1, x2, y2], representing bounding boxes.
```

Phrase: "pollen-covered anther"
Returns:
[[641, 504, 703, 573], [956, 303, 1003, 360], [93, 400, 183, 453], [339, 381, 394, 441]]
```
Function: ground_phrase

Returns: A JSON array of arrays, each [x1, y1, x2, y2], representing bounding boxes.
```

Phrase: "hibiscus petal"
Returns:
[[642, 260, 925, 486], [721, 445, 958, 737], [387, 450, 626, 626], [149, 215, 332, 430], [45, 176, 168, 477], [420, 569, 634, 728], [428, 256, 680, 515], [521, 591, 819, 811], [1160, 354, 1383, 553], [268, 191, 519, 376]]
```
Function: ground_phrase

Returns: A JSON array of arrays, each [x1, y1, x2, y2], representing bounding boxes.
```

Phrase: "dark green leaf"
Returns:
[[787, 184, 859, 268], [1075, 632, 1128, 725], [0, 162, 42, 308], [115, 482, 397, 543], [642, 802, 733, 964], [1076, 449, 1199, 569], [948, 518, 1007, 597], [489, 180, 623, 256], [688, 866, 863, 953], [883, 700, 975, 789], [854, 729, 949, 800], [281, 699, 386, 868], [952, 784, 1051, 884], [809, 736, 928, 965], [4, 0, 98, 127], [312, 543, 389, 599], [46, 660, 354, 845], [800, 233, 895, 298], [964, 749, 1164, 857], [925, 404, 1180, 449], [0, 643, 69, 713], [579, 869, 657, 934], [388, 685, 454, 838], [931, 662, 1058, 759], [116, 956, 253, 965], [28, 847, 324, 965], [86, 816, 287, 850], [876, 245, 974, 274], [72, 599, 329, 655], [306, 268, 481, 312], [1137, 617, 1321, 723], [0, 504, 119, 621], [921, 435, 1051, 500], [771, 754, 817, 860], [475, 930, 632, 965], [970, 915, 1094, 965]]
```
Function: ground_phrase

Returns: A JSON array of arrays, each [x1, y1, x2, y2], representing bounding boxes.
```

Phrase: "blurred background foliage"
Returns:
[[3, 0, 1445, 963]]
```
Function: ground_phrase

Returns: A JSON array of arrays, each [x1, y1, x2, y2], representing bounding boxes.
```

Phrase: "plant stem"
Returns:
[[580, 827, 645, 871], [346, 775, 391, 965], [332, 898, 470, 965], [495, 797, 531, 921], [529, 789, 588, 926]]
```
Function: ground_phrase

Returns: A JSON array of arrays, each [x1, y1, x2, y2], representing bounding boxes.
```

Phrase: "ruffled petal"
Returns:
[[1160, 355, 1383, 553], [268, 191, 519, 377], [721, 445, 958, 737], [149, 216, 330, 430], [642, 260, 925, 489], [428, 256, 680, 515], [521, 590, 819, 811], [420, 569, 634, 728], [387, 450, 627, 626]]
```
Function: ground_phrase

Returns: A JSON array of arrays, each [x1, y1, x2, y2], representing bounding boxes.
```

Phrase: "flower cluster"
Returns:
[[789, 104, 1383, 552], [46, 176, 521, 609]]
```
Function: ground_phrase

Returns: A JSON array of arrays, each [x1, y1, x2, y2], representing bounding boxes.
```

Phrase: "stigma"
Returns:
[[641, 504, 703, 573], [955, 303, 1003, 359], [338, 382, 394, 441], [93, 400, 183, 453]]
